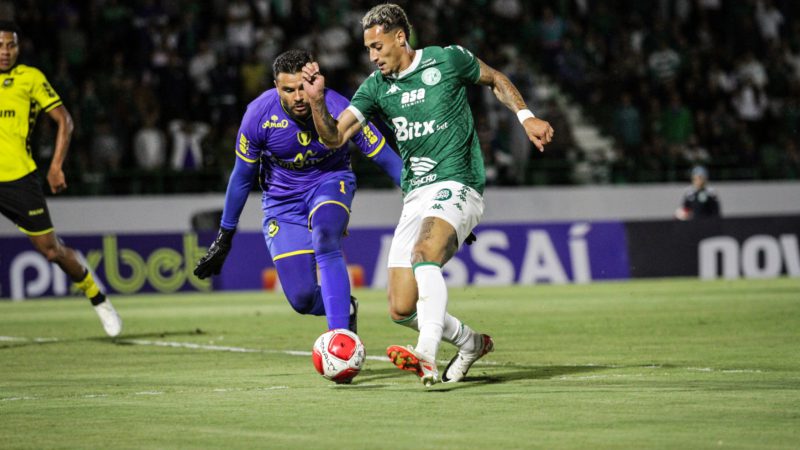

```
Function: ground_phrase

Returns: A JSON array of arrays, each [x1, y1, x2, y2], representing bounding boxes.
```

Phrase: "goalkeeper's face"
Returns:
[[275, 72, 311, 120], [364, 25, 407, 76], [0, 31, 19, 71]]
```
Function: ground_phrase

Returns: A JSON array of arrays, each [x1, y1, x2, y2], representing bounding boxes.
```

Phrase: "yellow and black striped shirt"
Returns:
[[0, 64, 62, 182]]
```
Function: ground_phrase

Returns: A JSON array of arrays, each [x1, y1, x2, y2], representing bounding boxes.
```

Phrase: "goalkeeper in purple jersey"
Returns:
[[194, 49, 402, 333]]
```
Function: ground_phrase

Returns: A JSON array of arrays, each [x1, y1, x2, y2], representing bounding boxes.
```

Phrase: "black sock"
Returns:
[[90, 293, 106, 306]]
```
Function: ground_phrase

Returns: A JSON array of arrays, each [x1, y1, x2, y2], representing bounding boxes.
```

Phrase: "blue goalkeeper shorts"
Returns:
[[261, 172, 356, 262]]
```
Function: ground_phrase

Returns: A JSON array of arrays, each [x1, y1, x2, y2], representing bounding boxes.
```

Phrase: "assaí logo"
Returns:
[[7, 234, 211, 299]]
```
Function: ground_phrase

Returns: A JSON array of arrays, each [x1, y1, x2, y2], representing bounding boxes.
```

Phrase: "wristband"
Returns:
[[516, 109, 535, 124]]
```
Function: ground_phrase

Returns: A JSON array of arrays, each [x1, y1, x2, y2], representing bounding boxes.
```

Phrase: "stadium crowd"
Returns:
[[2, 0, 798, 194]]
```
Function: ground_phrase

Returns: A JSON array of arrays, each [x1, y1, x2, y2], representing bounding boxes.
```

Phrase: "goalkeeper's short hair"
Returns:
[[272, 49, 313, 77]]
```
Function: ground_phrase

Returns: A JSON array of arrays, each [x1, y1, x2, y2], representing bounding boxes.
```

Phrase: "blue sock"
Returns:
[[274, 254, 326, 316], [311, 205, 350, 330]]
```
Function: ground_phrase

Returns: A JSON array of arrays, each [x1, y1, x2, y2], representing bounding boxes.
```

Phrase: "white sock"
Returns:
[[413, 264, 448, 360], [395, 312, 475, 351]]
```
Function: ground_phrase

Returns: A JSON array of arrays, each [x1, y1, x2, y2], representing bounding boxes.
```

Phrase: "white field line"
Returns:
[[0, 335, 390, 362], [0, 336, 767, 374]]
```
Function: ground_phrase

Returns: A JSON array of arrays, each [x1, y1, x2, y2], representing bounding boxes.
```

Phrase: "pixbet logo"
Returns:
[[6, 235, 211, 299], [391, 116, 436, 142]]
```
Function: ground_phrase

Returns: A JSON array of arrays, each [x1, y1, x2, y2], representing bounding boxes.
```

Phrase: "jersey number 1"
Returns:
[[339, 181, 346, 194]]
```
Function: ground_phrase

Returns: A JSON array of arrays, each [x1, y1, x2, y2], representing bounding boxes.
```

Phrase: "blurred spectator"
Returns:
[[613, 93, 643, 152], [675, 166, 721, 220], [240, 52, 268, 100], [755, 0, 784, 44], [225, 0, 254, 62], [169, 119, 210, 170], [659, 92, 694, 147], [736, 51, 768, 88], [188, 40, 217, 94], [133, 113, 167, 170], [92, 117, 124, 172], [647, 39, 681, 85]]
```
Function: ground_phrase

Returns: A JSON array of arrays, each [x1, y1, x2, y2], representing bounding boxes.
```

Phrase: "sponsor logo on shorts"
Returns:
[[430, 203, 444, 211], [434, 188, 452, 201], [28, 208, 44, 216], [267, 219, 280, 237]]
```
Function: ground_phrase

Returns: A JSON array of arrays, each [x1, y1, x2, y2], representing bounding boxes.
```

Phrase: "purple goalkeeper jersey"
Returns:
[[235, 88, 387, 198]]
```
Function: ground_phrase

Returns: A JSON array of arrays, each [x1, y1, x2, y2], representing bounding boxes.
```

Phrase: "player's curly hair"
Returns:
[[0, 20, 20, 34], [361, 3, 411, 39], [272, 49, 313, 76]]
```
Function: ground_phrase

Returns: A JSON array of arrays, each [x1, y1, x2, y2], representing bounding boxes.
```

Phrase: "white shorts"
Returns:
[[387, 180, 484, 268]]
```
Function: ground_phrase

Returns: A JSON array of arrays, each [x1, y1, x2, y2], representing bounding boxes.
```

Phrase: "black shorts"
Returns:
[[0, 171, 54, 235]]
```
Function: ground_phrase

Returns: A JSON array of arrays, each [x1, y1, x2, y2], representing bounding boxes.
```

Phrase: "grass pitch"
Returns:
[[1, 278, 799, 449]]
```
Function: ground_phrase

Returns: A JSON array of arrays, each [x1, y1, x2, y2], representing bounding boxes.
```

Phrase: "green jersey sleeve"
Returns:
[[347, 73, 380, 125], [444, 45, 481, 84]]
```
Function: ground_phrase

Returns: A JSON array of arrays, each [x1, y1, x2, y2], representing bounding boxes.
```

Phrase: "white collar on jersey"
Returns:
[[390, 48, 423, 80]]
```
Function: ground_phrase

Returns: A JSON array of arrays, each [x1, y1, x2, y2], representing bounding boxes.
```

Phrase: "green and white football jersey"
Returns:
[[347, 45, 485, 195]]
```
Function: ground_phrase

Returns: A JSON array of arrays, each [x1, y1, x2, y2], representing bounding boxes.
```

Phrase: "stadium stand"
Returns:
[[2, 0, 798, 194]]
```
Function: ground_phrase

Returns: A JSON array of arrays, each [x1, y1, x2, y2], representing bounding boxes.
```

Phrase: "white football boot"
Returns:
[[442, 334, 494, 383], [93, 298, 123, 337]]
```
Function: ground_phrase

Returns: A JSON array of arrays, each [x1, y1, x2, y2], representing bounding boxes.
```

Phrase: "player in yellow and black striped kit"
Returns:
[[0, 21, 121, 336]]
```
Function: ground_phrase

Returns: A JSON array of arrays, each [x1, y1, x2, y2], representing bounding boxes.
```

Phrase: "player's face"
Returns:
[[275, 72, 310, 119], [364, 25, 405, 75], [0, 31, 19, 71]]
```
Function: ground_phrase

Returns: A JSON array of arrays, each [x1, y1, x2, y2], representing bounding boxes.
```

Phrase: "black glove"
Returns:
[[194, 227, 235, 279], [465, 232, 477, 246]]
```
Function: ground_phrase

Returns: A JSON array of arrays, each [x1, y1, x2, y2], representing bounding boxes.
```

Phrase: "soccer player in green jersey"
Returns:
[[302, 4, 554, 386]]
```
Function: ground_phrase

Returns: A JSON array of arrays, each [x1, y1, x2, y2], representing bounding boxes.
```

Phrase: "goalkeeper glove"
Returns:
[[194, 227, 235, 279]]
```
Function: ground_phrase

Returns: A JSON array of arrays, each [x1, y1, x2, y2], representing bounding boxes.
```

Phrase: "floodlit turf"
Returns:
[[1, 278, 799, 449]]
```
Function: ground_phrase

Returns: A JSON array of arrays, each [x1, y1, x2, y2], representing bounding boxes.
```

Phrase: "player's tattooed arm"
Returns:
[[301, 62, 361, 148], [476, 58, 554, 151], [476, 59, 527, 112]]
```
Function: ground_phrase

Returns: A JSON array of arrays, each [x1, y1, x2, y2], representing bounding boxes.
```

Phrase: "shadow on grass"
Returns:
[[0, 329, 207, 350], [356, 363, 680, 391]]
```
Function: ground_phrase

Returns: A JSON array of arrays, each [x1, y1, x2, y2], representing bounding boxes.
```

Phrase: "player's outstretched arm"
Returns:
[[194, 157, 257, 279], [46, 105, 74, 194], [476, 59, 554, 152], [194, 227, 235, 279], [301, 62, 362, 148]]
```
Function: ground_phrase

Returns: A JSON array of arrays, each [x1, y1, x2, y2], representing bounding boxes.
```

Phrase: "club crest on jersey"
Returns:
[[297, 131, 312, 146], [434, 188, 452, 201], [262, 114, 289, 129], [421, 68, 441, 86], [267, 219, 280, 237], [2, 78, 13, 88]]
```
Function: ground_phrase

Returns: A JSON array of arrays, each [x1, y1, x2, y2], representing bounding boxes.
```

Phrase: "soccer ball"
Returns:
[[312, 329, 366, 383]]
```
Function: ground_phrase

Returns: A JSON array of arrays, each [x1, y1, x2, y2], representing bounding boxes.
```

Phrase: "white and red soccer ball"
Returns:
[[312, 329, 366, 383]]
